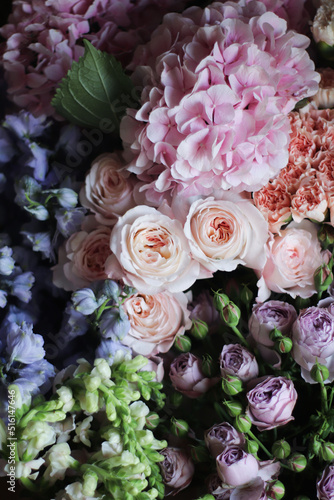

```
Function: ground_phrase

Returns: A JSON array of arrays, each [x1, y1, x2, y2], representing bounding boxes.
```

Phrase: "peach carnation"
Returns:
[[291, 174, 328, 223], [253, 179, 292, 233]]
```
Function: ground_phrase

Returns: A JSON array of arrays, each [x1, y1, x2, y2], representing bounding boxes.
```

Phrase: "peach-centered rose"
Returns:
[[53, 225, 112, 291], [258, 220, 328, 301], [291, 175, 327, 223], [79, 153, 135, 225], [184, 197, 268, 273], [253, 179, 292, 233], [122, 291, 191, 357], [106, 206, 200, 293]]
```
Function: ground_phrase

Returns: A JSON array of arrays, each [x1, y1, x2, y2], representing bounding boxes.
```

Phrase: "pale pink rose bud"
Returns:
[[219, 344, 259, 383], [122, 291, 191, 357], [205, 422, 245, 458], [169, 353, 217, 399], [246, 376, 297, 431], [159, 447, 194, 492], [79, 153, 136, 225], [216, 446, 259, 487]]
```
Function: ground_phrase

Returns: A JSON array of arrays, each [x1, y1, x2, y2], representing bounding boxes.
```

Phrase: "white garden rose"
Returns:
[[80, 153, 135, 225], [107, 206, 201, 293], [184, 197, 268, 273], [122, 291, 191, 356]]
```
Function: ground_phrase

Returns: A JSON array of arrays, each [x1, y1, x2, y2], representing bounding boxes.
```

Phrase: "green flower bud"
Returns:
[[245, 439, 259, 455], [318, 225, 334, 249], [293, 497, 310, 500], [169, 392, 183, 408], [35, 400, 63, 412], [223, 399, 243, 417], [93, 358, 111, 380], [170, 417, 189, 437], [312, 435, 322, 455], [191, 319, 209, 340], [79, 390, 100, 414], [222, 374, 243, 395], [275, 337, 293, 354], [320, 442, 334, 461], [202, 354, 215, 377], [310, 363, 329, 383], [269, 327, 283, 342], [287, 453, 307, 472], [314, 263, 333, 293], [136, 429, 154, 447], [240, 285, 253, 307], [317, 41, 334, 62], [84, 374, 101, 392], [213, 291, 230, 313], [190, 445, 210, 463], [106, 397, 117, 421], [268, 480, 285, 500], [123, 355, 148, 372], [34, 410, 66, 422], [222, 302, 241, 327], [234, 414, 252, 433], [174, 334, 192, 352], [272, 440, 291, 459], [145, 412, 160, 430], [83, 471, 98, 496], [56, 387, 75, 412]]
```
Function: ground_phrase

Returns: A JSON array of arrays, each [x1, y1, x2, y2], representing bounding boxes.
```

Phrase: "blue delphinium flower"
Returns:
[[6, 321, 45, 367], [95, 339, 132, 366]]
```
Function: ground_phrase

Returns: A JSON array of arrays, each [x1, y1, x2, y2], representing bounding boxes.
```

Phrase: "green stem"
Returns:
[[320, 380, 328, 414], [20, 477, 40, 492], [231, 326, 251, 349], [247, 430, 272, 459]]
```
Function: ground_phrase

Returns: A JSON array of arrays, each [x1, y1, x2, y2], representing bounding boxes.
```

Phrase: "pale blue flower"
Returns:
[[6, 322, 45, 366]]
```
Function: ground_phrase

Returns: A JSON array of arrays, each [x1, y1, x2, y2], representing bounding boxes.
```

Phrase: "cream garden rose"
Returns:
[[122, 291, 191, 357], [184, 197, 268, 273], [79, 153, 135, 225], [106, 206, 201, 293]]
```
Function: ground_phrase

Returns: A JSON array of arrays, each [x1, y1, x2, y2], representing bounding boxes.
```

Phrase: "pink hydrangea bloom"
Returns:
[[0, 0, 191, 117], [122, 1, 319, 198]]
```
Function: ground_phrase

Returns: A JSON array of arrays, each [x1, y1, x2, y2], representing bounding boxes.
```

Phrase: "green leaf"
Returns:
[[52, 40, 138, 131]]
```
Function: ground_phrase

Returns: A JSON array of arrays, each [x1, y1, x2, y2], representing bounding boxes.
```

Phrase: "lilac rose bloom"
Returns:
[[249, 300, 297, 347], [219, 344, 259, 382], [317, 464, 334, 499], [246, 376, 297, 431], [292, 307, 334, 384], [216, 446, 259, 487], [205, 422, 245, 458], [169, 353, 217, 399], [159, 447, 194, 493]]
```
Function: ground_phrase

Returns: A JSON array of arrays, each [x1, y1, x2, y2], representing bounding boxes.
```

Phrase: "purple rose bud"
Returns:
[[174, 334, 192, 352], [292, 307, 334, 383], [169, 353, 217, 399], [221, 374, 243, 395], [205, 422, 245, 458], [249, 300, 297, 347], [317, 464, 334, 499], [223, 400, 243, 417], [234, 414, 252, 434], [268, 480, 285, 500], [246, 376, 297, 431], [216, 446, 259, 487], [171, 417, 189, 437], [159, 447, 194, 492], [219, 344, 259, 382]]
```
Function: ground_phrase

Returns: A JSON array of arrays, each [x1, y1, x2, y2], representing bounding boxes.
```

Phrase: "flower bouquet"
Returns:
[[2, 0, 334, 499]]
